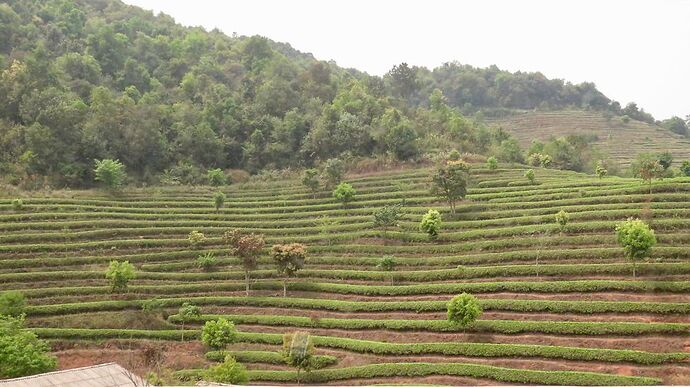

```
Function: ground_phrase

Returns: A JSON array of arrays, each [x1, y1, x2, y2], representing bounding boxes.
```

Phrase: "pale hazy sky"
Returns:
[[123, 0, 689, 120]]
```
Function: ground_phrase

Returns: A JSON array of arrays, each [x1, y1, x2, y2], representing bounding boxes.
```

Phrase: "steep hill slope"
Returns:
[[490, 110, 690, 167], [1, 165, 689, 384]]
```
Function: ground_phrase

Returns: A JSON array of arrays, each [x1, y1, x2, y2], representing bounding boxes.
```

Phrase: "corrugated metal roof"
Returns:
[[0, 363, 145, 387]]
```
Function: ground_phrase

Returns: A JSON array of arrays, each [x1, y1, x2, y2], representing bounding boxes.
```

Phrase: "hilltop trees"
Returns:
[[431, 161, 469, 214], [0, 0, 652, 187], [272, 243, 307, 297], [615, 218, 656, 277]]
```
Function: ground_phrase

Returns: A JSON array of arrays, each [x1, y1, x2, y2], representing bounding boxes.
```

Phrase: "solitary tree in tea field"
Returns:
[[615, 218, 656, 277], [225, 229, 265, 296], [272, 243, 306, 297], [431, 161, 469, 214], [282, 331, 314, 384], [447, 293, 482, 328]]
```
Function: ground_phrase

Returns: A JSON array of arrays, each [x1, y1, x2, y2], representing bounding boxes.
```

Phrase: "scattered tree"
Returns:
[[681, 160, 690, 177], [188, 230, 206, 248], [282, 331, 313, 384], [204, 355, 248, 385], [431, 161, 469, 214], [486, 156, 498, 170], [207, 168, 227, 186], [631, 153, 664, 193], [201, 317, 237, 350], [272, 243, 306, 297], [447, 293, 482, 327], [448, 149, 461, 161], [141, 298, 166, 319], [322, 158, 344, 189], [196, 252, 217, 271], [178, 302, 201, 341], [0, 291, 26, 317], [615, 218, 656, 277], [420, 209, 442, 240], [11, 198, 23, 211], [555, 210, 569, 232], [213, 191, 226, 213], [301, 168, 320, 198], [524, 169, 536, 185], [595, 161, 608, 178], [105, 260, 135, 292], [657, 151, 673, 172], [376, 256, 397, 285], [332, 182, 355, 207], [0, 315, 57, 378], [224, 230, 265, 296], [94, 159, 126, 190], [372, 204, 402, 238]]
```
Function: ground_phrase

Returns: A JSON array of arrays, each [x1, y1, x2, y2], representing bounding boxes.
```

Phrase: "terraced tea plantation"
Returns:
[[2, 166, 690, 385], [490, 110, 690, 168]]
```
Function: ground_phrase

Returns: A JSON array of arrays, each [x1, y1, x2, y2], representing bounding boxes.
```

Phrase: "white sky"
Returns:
[[123, 0, 690, 120]]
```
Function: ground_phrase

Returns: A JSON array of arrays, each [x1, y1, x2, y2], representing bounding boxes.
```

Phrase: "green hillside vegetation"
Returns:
[[1, 0, 686, 189], [1, 162, 689, 384], [491, 110, 690, 168]]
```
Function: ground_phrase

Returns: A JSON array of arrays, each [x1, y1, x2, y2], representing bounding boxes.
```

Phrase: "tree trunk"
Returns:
[[633, 262, 637, 278], [245, 270, 250, 297], [181, 321, 185, 342], [283, 279, 287, 297]]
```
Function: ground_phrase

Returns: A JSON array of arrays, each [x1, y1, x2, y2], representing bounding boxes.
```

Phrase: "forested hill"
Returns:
[[0, 0, 665, 187]]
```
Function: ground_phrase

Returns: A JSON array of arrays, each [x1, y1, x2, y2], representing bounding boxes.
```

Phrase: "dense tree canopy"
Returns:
[[0, 0, 658, 188]]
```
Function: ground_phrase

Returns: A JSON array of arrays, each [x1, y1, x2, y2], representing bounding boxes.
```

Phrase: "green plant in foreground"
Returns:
[[420, 209, 442, 240], [0, 315, 56, 378], [204, 355, 248, 384], [615, 218, 656, 277], [447, 293, 482, 327]]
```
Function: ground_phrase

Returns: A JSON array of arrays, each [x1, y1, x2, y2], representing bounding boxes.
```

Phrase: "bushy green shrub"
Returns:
[[196, 252, 217, 271], [207, 168, 227, 186], [105, 261, 135, 292], [204, 355, 248, 384], [447, 293, 482, 327], [94, 159, 126, 190], [0, 316, 56, 378], [0, 291, 26, 317], [188, 230, 206, 248], [202, 317, 237, 349], [332, 182, 355, 206], [420, 209, 442, 240]]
